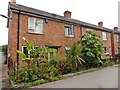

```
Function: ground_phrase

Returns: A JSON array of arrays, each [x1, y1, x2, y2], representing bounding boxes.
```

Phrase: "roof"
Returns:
[[8, 2, 116, 33]]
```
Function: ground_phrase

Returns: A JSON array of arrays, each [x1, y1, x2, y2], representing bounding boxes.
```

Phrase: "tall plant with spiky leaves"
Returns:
[[68, 42, 85, 72]]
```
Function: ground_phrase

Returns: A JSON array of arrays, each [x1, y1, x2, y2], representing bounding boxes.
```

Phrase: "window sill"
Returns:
[[104, 53, 109, 55], [28, 32, 43, 35], [102, 39, 107, 41], [65, 35, 74, 38]]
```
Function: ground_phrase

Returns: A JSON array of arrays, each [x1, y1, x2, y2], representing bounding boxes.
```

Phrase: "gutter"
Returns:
[[9, 6, 113, 33]]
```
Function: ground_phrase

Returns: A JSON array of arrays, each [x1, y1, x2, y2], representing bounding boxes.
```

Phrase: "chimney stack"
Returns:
[[113, 27, 118, 31], [64, 10, 71, 18], [11, 0, 16, 4], [98, 21, 103, 27]]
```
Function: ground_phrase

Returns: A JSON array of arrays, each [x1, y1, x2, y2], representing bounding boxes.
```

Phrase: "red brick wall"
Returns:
[[8, 12, 119, 67], [113, 34, 119, 55], [8, 13, 82, 63], [8, 12, 18, 69]]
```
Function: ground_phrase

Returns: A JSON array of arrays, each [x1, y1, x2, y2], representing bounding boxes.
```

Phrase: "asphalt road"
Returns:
[[31, 65, 119, 88]]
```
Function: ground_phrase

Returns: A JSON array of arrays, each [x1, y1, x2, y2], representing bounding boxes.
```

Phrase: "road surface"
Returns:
[[31, 65, 119, 88]]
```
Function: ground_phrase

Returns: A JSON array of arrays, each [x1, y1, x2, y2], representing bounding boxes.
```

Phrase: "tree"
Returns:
[[78, 30, 103, 67], [2, 45, 8, 56], [1, 45, 8, 64]]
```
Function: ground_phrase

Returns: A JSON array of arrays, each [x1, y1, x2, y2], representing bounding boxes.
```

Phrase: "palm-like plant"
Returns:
[[68, 42, 85, 72]]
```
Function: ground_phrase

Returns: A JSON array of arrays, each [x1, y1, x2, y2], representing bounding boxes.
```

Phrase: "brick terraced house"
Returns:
[[7, 0, 120, 69]]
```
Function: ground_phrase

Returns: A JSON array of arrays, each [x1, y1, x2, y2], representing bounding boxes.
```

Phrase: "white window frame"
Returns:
[[117, 35, 119, 42], [116, 47, 119, 54], [103, 47, 109, 54], [28, 17, 43, 34], [22, 46, 39, 59], [65, 46, 70, 55], [102, 32, 107, 40], [65, 25, 74, 37], [86, 28, 93, 31], [48, 48, 57, 61]]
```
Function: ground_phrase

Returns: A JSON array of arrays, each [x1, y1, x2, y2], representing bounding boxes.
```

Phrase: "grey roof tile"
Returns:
[[9, 2, 115, 33]]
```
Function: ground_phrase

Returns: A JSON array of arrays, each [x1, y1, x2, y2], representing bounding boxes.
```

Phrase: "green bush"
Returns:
[[56, 60, 72, 74], [49, 54, 72, 74], [49, 60, 72, 75], [9, 65, 61, 84], [78, 30, 103, 67], [102, 60, 115, 67]]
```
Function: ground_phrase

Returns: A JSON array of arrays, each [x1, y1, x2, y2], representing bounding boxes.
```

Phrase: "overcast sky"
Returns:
[[0, 0, 119, 45]]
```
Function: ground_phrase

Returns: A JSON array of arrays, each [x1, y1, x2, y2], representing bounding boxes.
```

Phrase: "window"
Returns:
[[65, 47, 70, 55], [117, 35, 119, 42], [22, 46, 29, 58], [103, 47, 109, 54], [116, 47, 119, 54], [65, 25, 74, 37], [86, 29, 93, 31], [28, 17, 43, 34], [22, 46, 39, 59], [48, 47, 57, 61], [102, 32, 107, 40]]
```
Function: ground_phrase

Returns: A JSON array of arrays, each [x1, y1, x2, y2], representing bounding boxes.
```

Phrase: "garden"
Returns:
[[9, 31, 119, 88]]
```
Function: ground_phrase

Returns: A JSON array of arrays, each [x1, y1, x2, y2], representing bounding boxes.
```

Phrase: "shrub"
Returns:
[[102, 60, 115, 67], [9, 65, 61, 84], [56, 60, 72, 74], [49, 54, 72, 74], [78, 30, 103, 67]]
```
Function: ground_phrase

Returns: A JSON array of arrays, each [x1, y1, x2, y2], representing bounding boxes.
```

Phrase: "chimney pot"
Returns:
[[114, 27, 118, 31], [11, 0, 16, 4], [64, 10, 71, 18], [98, 21, 103, 27]]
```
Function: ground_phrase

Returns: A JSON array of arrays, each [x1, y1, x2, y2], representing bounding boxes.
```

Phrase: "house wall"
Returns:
[[8, 11, 119, 68], [113, 34, 119, 55], [8, 12, 18, 69], [8, 12, 82, 64]]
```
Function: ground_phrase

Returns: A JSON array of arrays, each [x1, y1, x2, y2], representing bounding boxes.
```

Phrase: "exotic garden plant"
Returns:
[[67, 42, 85, 72], [78, 30, 103, 67], [9, 37, 61, 84], [17, 37, 57, 66]]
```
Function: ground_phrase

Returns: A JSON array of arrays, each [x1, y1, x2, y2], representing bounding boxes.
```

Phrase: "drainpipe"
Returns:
[[17, 10, 20, 68]]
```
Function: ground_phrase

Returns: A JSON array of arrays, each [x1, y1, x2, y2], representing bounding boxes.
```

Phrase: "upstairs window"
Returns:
[[86, 29, 93, 31], [102, 32, 107, 40], [28, 17, 43, 34], [65, 25, 74, 37], [103, 47, 109, 54], [117, 35, 119, 42]]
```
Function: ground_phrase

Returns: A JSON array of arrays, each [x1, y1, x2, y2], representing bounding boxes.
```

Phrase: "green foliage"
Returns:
[[17, 50, 27, 60], [1, 45, 8, 55], [56, 60, 72, 74], [78, 30, 103, 67], [50, 54, 67, 62], [1, 44, 8, 64], [17, 37, 57, 62], [49, 54, 72, 74], [67, 42, 85, 72], [102, 60, 115, 67], [9, 65, 61, 84]]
